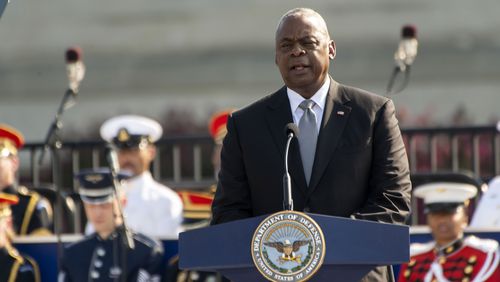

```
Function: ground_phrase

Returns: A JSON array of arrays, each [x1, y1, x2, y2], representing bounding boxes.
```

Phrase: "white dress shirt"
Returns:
[[122, 171, 183, 239], [287, 77, 330, 132]]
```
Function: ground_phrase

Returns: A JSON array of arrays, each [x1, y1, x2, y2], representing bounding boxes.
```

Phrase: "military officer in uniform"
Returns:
[[95, 115, 183, 239], [0, 124, 52, 236], [398, 183, 500, 282], [59, 168, 164, 282], [0, 192, 41, 282]]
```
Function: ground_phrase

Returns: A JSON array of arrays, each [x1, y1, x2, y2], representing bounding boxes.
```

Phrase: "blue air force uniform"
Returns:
[[58, 168, 165, 281], [59, 227, 164, 282]]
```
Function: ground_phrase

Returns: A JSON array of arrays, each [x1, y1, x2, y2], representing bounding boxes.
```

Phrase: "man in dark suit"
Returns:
[[211, 7, 411, 281]]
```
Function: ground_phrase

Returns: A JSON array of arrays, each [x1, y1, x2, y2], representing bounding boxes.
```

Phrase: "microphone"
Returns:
[[283, 123, 299, 211], [65, 47, 85, 94], [394, 25, 418, 72], [387, 24, 417, 95]]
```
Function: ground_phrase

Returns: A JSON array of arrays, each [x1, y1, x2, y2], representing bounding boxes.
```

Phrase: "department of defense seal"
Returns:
[[251, 211, 326, 282]]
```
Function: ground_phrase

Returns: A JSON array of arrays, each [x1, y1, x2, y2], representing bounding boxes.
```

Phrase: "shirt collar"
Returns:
[[287, 77, 330, 112], [124, 171, 152, 191]]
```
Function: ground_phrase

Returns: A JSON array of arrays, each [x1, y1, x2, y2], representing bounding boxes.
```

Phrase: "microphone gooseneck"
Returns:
[[283, 123, 299, 211]]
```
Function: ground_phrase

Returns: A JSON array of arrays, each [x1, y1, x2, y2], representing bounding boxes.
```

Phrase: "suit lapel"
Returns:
[[265, 87, 308, 195], [308, 80, 352, 195]]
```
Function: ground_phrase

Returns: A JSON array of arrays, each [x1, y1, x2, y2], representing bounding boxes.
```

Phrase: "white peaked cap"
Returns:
[[100, 115, 163, 142], [414, 182, 477, 204]]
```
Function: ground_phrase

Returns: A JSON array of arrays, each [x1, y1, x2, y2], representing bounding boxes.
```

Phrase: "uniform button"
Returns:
[[403, 269, 411, 278], [94, 260, 103, 268], [91, 271, 100, 279], [96, 247, 106, 256], [303, 206, 311, 213]]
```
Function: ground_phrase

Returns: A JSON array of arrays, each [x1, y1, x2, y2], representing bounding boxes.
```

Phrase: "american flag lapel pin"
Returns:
[[336, 111, 345, 116]]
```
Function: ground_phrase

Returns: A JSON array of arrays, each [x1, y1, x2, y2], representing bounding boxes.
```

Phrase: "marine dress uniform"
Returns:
[[59, 227, 164, 282], [0, 193, 41, 282], [398, 183, 500, 282], [0, 124, 52, 236], [58, 169, 165, 282], [399, 236, 500, 282]]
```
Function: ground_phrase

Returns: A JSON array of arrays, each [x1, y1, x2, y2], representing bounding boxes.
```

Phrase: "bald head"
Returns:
[[276, 8, 331, 41]]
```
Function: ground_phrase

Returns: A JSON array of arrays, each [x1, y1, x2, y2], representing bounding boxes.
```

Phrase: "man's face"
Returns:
[[275, 13, 335, 98], [84, 201, 116, 235], [117, 146, 156, 177], [427, 207, 468, 246], [0, 156, 18, 189]]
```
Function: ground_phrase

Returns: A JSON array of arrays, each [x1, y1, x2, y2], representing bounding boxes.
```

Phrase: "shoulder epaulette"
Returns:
[[18, 186, 36, 197], [464, 235, 499, 253]]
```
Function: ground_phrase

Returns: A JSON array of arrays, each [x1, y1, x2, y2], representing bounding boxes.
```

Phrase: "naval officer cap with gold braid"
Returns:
[[100, 115, 162, 149], [0, 124, 25, 158], [414, 182, 478, 213]]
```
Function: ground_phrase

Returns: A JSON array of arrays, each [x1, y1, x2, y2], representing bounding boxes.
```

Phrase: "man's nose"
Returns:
[[291, 44, 306, 56]]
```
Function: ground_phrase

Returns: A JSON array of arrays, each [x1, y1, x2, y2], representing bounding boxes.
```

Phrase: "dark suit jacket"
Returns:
[[211, 79, 411, 281]]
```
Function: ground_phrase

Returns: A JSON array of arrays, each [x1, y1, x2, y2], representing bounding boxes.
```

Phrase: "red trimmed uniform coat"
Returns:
[[398, 236, 500, 282]]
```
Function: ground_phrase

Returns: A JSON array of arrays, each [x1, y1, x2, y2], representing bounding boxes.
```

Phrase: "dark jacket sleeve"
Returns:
[[350, 99, 412, 224]]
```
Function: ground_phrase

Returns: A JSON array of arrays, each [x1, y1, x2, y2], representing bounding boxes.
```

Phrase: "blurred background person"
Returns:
[[0, 192, 41, 282], [208, 110, 233, 180], [470, 176, 500, 228], [98, 115, 183, 238], [59, 168, 164, 281], [398, 183, 500, 282], [0, 124, 52, 236]]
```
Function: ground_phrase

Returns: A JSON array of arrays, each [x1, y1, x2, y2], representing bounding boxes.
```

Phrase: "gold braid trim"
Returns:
[[25, 256, 41, 282], [6, 245, 24, 282], [8, 260, 22, 282], [21, 191, 40, 236]]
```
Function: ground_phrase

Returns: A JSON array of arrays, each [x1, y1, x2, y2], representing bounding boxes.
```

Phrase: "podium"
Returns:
[[179, 213, 409, 281]]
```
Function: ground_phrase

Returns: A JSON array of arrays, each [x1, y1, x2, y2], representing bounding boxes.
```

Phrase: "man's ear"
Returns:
[[147, 145, 157, 160], [329, 40, 336, 60]]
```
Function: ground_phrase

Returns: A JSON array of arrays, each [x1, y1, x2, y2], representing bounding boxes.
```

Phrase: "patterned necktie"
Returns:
[[298, 99, 318, 185]]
